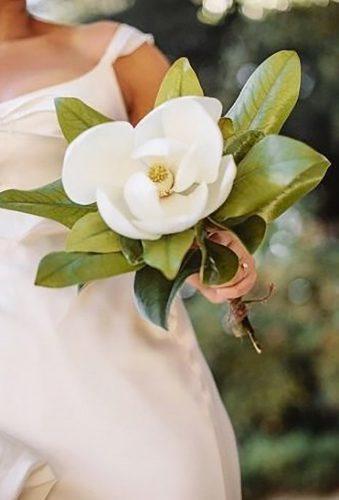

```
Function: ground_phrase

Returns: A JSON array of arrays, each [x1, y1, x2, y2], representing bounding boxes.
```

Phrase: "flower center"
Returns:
[[148, 164, 174, 198]]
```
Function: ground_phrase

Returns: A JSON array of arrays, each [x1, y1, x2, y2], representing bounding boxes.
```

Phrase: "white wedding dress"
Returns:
[[0, 24, 241, 500]]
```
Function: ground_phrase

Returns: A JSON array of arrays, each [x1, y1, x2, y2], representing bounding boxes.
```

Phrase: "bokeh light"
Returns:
[[193, 0, 336, 22]]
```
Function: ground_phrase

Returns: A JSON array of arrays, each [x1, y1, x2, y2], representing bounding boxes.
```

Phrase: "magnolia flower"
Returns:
[[62, 96, 236, 240]]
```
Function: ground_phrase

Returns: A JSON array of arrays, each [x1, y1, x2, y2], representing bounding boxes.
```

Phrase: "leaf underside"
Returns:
[[224, 129, 265, 162]]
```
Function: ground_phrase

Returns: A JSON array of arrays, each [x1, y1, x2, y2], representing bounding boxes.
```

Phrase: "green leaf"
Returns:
[[224, 130, 265, 162], [66, 212, 121, 253], [55, 97, 111, 143], [0, 179, 96, 228], [195, 223, 239, 285], [155, 57, 204, 107], [231, 215, 267, 254], [35, 251, 141, 288], [213, 135, 331, 224], [134, 250, 201, 330], [226, 50, 301, 134], [219, 117, 234, 141], [201, 239, 239, 286], [195, 220, 208, 269], [119, 236, 143, 265], [142, 229, 195, 280]]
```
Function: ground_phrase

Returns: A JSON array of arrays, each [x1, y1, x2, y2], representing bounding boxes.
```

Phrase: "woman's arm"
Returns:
[[115, 43, 257, 301], [114, 43, 170, 125]]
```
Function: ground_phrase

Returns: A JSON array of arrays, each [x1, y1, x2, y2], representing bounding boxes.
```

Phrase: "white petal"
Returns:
[[161, 99, 213, 146], [134, 107, 164, 149], [173, 145, 199, 192], [134, 96, 222, 149], [62, 122, 139, 205], [124, 172, 163, 220], [204, 155, 237, 216], [132, 138, 187, 168], [134, 183, 208, 235], [174, 137, 225, 192], [97, 188, 159, 240], [191, 96, 223, 122], [161, 99, 223, 185]]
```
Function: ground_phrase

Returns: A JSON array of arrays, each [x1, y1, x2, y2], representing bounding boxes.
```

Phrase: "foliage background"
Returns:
[[29, 0, 339, 497]]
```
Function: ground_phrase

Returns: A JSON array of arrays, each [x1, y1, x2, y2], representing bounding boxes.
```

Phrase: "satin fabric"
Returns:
[[0, 432, 56, 500], [0, 24, 241, 499]]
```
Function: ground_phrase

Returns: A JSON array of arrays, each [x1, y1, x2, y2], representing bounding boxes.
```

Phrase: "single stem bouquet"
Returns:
[[0, 52, 330, 350]]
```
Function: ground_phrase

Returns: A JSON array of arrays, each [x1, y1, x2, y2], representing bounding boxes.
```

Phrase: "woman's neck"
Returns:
[[0, 0, 31, 41], [0, 0, 56, 42]]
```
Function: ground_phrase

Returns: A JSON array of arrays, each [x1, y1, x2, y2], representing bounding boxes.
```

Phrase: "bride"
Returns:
[[0, 1, 257, 498]]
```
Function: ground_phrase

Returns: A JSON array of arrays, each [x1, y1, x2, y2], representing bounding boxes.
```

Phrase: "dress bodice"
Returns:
[[0, 24, 153, 239]]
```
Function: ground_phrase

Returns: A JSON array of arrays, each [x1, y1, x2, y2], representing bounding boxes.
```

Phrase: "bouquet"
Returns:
[[0, 52, 330, 351]]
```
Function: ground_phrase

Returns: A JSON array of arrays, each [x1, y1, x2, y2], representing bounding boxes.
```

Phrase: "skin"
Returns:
[[0, 0, 257, 302]]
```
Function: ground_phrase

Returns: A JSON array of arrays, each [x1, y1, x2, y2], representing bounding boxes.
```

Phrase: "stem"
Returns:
[[228, 298, 262, 354], [227, 285, 275, 354]]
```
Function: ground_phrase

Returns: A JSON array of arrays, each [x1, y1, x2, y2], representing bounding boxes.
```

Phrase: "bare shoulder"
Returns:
[[114, 33, 170, 123], [59, 21, 169, 123], [76, 20, 169, 76], [63, 20, 121, 64]]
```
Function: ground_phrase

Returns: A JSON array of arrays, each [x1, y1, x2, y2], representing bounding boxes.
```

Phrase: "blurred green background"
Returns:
[[30, 0, 339, 497]]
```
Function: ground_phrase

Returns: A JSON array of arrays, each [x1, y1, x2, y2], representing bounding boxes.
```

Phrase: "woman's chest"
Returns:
[[0, 41, 97, 103]]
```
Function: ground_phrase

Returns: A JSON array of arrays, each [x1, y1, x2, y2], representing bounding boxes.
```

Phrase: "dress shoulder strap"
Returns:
[[100, 24, 154, 65]]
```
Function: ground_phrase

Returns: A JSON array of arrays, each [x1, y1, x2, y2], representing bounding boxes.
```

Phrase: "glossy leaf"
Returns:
[[226, 51, 301, 134], [155, 57, 203, 107], [35, 251, 141, 288], [195, 223, 239, 285], [213, 135, 331, 223], [224, 130, 264, 162], [0, 179, 96, 228], [142, 229, 195, 280], [195, 222, 240, 285], [201, 239, 239, 286], [66, 212, 121, 253], [134, 250, 201, 330], [231, 215, 267, 254], [119, 236, 143, 265], [55, 97, 111, 143]]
